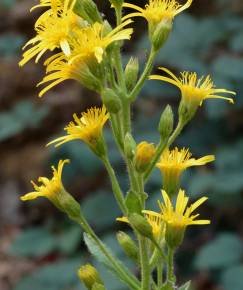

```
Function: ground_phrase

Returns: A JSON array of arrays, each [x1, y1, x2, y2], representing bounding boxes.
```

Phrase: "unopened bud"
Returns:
[[129, 213, 153, 239], [117, 231, 139, 262], [74, 0, 102, 24], [124, 133, 136, 159], [109, 0, 124, 8], [152, 20, 172, 51], [125, 57, 139, 92], [134, 142, 156, 173], [78, 264, 103, 290], [92, 283, 106, 290], [158, 105, 174, 140], [101, 88, 121, 114]]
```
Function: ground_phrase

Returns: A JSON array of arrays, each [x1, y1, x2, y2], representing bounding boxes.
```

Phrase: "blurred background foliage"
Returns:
[[0, 0, 243, 290]]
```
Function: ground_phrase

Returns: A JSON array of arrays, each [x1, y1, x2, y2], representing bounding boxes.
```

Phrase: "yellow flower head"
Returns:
[[135, 141, 156, 172], [157, 147, 215, 177], [20, 159, 69, 202], [37, 20, 133, 96], [117, 212, 164, 239], [19, 0, 80, 66], [159, 189, 210, 228], [142, 210, 164, 238], [150, 67, 235, 107], [159, 189, 210, 247], [123, 0, 192, 25], [47, 106, 109, 149], [156, 147, 215, 196]]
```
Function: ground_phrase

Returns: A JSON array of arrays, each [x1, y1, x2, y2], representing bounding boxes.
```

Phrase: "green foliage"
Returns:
[[10, 225, 82, 257], [194, 233, 243, 270], [13, 258, 82, 290], [221, 265, 243, 290], [0, 101, 49, 141]]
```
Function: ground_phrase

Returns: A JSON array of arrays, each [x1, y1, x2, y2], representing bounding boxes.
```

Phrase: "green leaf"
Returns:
[[125, 190, 142, 214], [13, 258, 82, 290], [9, 227, 56, 258], [83, 233, 133, 286], [82, 191, 120, 229], [178, 281, 191, 290], [194, 233, 243, 270], [221, 265, 243, 290]]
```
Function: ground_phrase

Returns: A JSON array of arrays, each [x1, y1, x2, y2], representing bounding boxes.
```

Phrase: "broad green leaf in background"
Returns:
[[220, 265, 243, 290], [9, 227, 56, 258], [13, 258, 82, 290], [194, 233, 243, 270]]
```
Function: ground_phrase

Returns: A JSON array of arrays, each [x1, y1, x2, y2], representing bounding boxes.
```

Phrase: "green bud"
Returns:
[[101, 88, 121, 114], [74, 0, 102, 24], [117, 231, 139, 262], [125, 57, 139, 92], [92, 283, 106, 290], [151, 20, 172, 51], [129, 213, 153, 239], [124, 133, 136, 159], [109, 0, 124, 8], [78, 264, 103, 290], [158, 105, 174, 140]]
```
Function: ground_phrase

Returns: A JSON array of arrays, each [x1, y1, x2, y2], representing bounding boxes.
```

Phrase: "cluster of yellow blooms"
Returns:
[[19, 0, 236, 289]]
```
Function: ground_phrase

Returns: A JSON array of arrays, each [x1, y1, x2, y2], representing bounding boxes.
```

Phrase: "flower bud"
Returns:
[[124, 133, 136, 159], [109, 0, 124, 8], [92, 283, 106, 290], [151, 20, 172, 51], [134, 142, 156, 173], [101, 88, 121, 114], [158, 105, 174, 140], [74, 0, 102, 24], [129, 213, 153, 239], [78, 264, 103, 290], [116, 231, 139, 262], [125, 57, 139, 92]]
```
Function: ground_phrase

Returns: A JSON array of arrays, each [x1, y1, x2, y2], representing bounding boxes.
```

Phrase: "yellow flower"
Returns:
[[134, 141, 156, 172], [21, 159, 82, 221], [30, 0, 62, 12], [159, 189, 210, 247], [156, 147, 215, 196], [159, 189, 210, 227], [19, 0, 80, 66], [21, 159, 69, 202], [37, 20, 133, 96], [122, 0, 192, 25], [117, 212, 164, 239], [150, 67, 235, 107], [142, 210, 164, 239], [47, 106, 109, 154]]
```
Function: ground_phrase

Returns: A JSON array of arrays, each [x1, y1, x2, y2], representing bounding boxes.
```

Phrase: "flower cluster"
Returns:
[[19, 1, 236, 290]]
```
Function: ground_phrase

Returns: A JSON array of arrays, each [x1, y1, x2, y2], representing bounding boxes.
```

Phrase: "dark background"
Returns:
[[0, 0, 243, 290]]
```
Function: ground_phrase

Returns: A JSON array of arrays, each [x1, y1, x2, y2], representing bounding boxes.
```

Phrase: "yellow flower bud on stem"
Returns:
[[78, 264, 104, 290]]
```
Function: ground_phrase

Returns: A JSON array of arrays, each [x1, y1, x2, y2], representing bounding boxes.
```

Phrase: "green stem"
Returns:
[[144, 120, 185, 183], [144, 138, 168, 182], [102, 157, 127, 214], [166, 247, 175, 286], [77, 213, 140, 290], [157, 262, 163, 289], [139, 236, 150, 290], [122, 99, 132, 134], [167, 120, 184, 148], [128, 47, 156, 102]]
